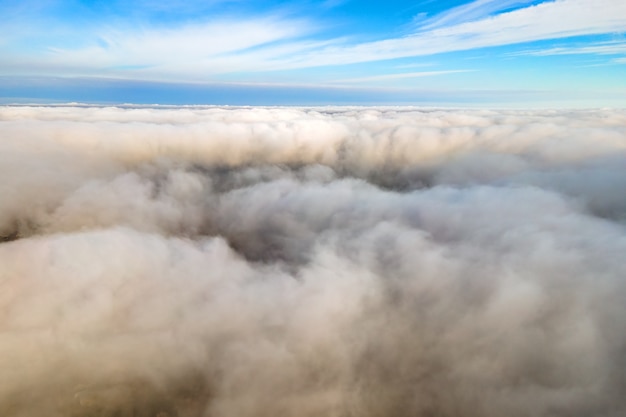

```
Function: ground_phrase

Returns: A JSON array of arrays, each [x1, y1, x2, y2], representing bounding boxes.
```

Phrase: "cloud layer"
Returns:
[[3, 0, 626, 83], [1, 105, 626, 416]]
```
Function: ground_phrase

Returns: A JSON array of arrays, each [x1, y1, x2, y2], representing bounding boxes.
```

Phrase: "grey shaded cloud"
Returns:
[[1, 105, 625, 416]]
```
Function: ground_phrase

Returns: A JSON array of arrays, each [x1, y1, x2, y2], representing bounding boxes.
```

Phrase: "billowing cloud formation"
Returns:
[[1, 105, 626, 417]]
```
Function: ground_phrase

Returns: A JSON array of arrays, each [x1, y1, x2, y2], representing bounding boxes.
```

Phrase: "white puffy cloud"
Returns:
[[1, 105, 625, 416]]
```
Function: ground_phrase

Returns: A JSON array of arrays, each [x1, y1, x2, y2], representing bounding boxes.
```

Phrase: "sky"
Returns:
[[1, 0, 625, 106]]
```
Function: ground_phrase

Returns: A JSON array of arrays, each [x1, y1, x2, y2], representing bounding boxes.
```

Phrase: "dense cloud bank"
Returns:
[[1, 105, 625, 417]]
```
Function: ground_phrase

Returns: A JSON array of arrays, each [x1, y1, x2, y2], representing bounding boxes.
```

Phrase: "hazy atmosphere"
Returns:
[[1, 105, 625, 416]]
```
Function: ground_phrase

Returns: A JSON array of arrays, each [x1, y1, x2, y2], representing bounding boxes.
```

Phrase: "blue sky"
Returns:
[[1, 0, 625, 106]]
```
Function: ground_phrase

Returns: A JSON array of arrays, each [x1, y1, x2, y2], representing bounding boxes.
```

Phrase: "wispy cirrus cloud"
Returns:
[[333, 69, 474, 84], [1, 15, 316, 80], [508, 40, 626, 57], [418, 0, 540, 30], [1, 0, 625, 91], [272, 0, 626, 70]]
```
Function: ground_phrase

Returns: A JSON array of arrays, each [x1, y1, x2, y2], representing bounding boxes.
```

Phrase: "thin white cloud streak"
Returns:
[[392, 62, 437, 69], [418, 0, 538, 30], [332, 69, 474, 83], [509, 40, 626, 56]]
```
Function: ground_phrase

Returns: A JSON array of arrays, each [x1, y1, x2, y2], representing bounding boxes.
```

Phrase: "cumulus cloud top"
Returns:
[[1, 105, 625, 416]]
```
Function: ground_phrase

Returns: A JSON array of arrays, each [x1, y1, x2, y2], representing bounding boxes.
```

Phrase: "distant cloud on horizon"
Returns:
[[2, 75, 625, 107]]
